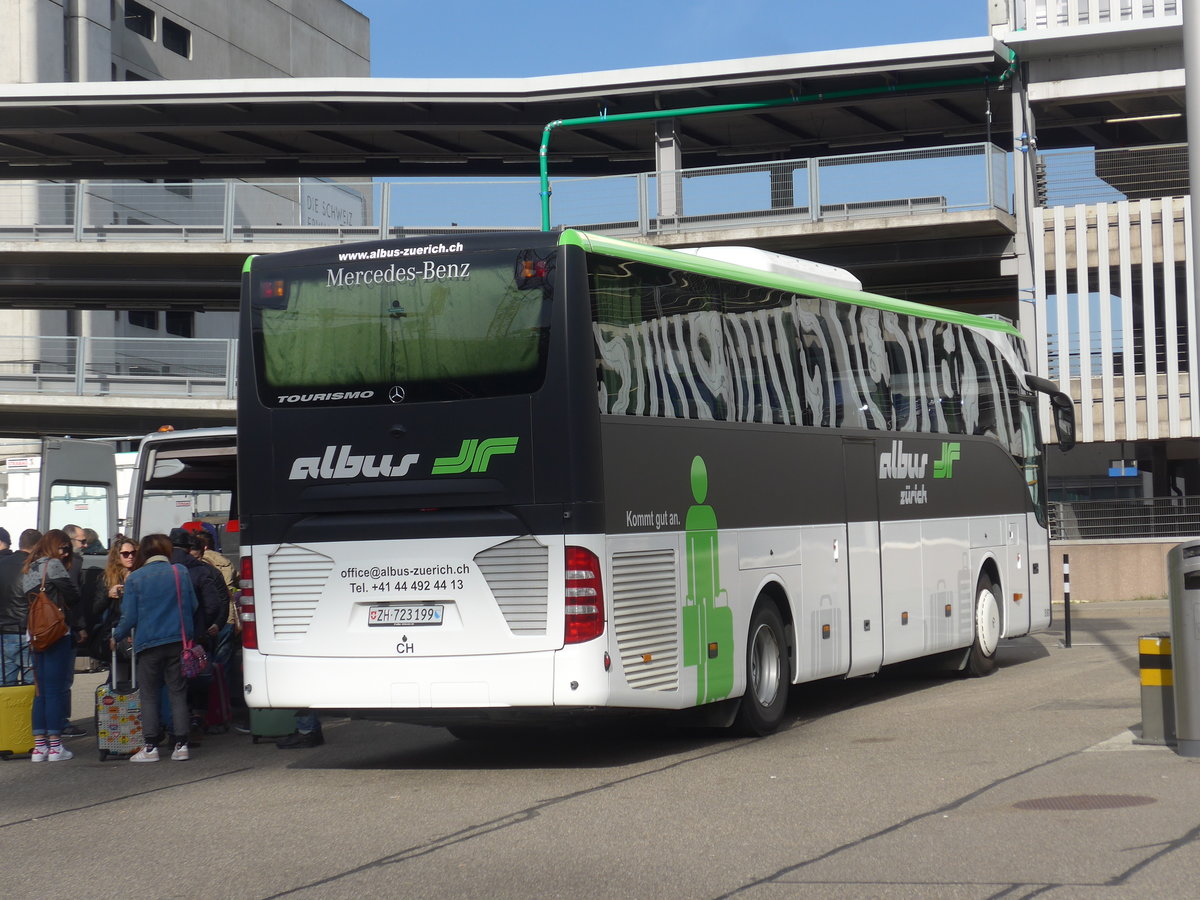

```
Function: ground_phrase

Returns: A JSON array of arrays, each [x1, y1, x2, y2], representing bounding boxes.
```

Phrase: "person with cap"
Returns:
[[169, 527, 229, 738]]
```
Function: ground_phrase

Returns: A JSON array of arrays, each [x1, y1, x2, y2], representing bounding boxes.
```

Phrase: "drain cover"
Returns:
[[1013, 794, 1156, 811]]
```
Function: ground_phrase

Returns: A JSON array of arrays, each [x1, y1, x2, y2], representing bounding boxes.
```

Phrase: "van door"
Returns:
[[37, 438, 118, 541]]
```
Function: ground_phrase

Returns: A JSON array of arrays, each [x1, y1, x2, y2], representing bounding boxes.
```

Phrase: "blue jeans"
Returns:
[[31, 635, 74, 736], [296, 711, 320, 734], [1, 632, 32, 685]]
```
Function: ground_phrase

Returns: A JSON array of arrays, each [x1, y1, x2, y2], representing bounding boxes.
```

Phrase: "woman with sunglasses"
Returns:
[[19, 529, 83, 763], [91, 535, 138, 684]]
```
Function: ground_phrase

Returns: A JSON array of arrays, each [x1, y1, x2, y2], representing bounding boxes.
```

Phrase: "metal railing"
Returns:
[[1039, 144, 1188, 207], [0, 336, 236, 399], [0, 143, 1010, 245], [1006, 0, 1179, 31], [1044, 323, 1192, 381], [1050, 495, 1200, 540]]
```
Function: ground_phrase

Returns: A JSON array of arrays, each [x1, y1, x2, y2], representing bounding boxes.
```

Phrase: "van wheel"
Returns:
[[734, 600, 789, 735], [966, 575, 1001, 677]]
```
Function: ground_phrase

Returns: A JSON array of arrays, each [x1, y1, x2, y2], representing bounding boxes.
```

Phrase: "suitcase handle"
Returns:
[[111, 628, 136, 690]]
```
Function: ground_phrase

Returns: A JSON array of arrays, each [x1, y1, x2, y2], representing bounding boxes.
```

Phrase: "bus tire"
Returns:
[[966, 574, 1001, 677], [734, 600, 789, 736]]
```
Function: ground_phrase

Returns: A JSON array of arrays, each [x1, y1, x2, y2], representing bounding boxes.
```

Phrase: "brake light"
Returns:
[[239, 555, 258, 650], [564, 546, 604, 644]]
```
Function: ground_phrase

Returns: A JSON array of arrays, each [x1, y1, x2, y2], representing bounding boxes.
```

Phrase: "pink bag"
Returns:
[[174, 565, 209, 679]]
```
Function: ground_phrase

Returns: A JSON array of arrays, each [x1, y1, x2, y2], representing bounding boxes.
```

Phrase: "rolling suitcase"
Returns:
[[96, 646, 143, 761], [0, 627, 34, 759], [203, 661, 232, 733], [249, 707, 297, 743]]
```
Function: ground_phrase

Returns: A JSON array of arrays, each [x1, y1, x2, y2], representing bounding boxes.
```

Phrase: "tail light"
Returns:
[[564, 546, 604, 644], [239, 555, 258, 650]]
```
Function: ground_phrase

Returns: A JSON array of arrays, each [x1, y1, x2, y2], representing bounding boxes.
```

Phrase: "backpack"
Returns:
[[27, 564, 69, 652]]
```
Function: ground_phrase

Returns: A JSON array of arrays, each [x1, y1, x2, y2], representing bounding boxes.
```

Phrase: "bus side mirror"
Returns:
[[1024, 374, 1076, 452], [1048, 391, 1075, 452]]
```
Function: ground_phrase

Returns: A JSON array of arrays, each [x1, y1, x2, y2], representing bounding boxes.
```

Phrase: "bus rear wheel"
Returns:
[[966, 574, 1001, 677], [734, 600, 789, 736]]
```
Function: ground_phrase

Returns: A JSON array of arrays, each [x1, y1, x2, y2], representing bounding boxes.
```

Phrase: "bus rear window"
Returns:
[[251, 246, 555, 405]]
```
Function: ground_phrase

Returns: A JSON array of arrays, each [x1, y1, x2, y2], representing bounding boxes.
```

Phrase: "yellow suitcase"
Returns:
[[0, 684, 35, 758]]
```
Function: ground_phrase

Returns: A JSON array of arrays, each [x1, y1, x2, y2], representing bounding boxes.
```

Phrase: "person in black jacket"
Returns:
[[0, 528, 41, 685], [169, 529, 228, 641], [169, 528, 230, 737]]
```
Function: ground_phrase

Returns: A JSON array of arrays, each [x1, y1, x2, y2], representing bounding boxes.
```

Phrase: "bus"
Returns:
[[237, 229, 1074, 735]]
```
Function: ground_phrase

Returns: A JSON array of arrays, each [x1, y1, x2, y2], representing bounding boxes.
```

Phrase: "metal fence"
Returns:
[[1050, 496, 1200, 540], [1044, 322, 1192, 381], [0, 335, 236, 399], [0, 143, 1010, 245], [1039, 144, 1188, 207]]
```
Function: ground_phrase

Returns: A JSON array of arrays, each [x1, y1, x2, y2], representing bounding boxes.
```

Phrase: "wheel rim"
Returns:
[[976, 585, 1001, 657], [748, 621, 782, 707]]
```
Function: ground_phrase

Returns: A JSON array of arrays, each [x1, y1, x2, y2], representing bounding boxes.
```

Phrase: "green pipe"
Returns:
[[539, 50, 1019, 230]]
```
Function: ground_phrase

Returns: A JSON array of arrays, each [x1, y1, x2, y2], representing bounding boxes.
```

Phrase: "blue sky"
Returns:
[[343, 1, 988, 78]]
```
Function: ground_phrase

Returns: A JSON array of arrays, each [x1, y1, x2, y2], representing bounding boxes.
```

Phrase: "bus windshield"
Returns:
[[250, 245, 556, 404]]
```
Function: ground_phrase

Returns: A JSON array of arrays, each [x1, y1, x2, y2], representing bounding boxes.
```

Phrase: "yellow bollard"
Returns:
[[1135, 633, 1175, 745]]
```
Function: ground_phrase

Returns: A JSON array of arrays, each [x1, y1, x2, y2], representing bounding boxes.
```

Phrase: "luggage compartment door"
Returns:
[[844, 439, 883, 677]]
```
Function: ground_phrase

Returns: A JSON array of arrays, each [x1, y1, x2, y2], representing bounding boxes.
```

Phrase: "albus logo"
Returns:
[[878, 440, 928, 480], [289, 446, 419, 481]]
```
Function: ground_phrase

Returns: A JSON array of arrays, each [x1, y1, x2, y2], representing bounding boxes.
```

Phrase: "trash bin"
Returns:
[[1166, 540, 1200, 758]]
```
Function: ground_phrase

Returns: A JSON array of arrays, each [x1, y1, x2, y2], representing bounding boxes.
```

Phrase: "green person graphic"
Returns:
[[683, 456, 735, 704]]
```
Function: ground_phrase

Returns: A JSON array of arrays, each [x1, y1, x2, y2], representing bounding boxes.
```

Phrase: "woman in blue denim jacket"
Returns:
[[111, 533, 198, 763]]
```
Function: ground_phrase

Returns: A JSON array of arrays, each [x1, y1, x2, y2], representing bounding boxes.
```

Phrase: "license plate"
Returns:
[[368, 604, 444, 626]]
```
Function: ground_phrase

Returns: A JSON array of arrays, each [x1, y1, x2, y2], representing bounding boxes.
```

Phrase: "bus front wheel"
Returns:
[[966, 574, 1001, 677], [734, 600, 789, 735]]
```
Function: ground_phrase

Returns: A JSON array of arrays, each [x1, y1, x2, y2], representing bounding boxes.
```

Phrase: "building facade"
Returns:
[[0, 0, 1194, 533]]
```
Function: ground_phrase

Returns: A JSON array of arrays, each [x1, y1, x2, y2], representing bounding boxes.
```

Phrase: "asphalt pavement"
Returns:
[[1, 597, 1197, 899]]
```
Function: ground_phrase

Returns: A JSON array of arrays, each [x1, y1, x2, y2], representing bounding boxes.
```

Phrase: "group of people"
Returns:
[[0, 522, 248, 763]]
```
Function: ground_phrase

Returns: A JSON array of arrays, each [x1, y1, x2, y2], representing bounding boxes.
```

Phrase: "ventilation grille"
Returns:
[[473, 535, 549, 636], [266, 544, 335, 641], [612, 548, 679, 691]]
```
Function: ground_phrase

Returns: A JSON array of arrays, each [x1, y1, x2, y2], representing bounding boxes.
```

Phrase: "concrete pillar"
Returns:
[[655, 120, 682, 223], [66, 0, 114, 82], [1008, 65, 1043, 372], [1186, 2, 1200, 400]]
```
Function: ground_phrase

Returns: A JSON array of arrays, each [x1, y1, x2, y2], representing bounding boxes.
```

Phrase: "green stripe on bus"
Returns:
[[559, 229, 1021, 338]]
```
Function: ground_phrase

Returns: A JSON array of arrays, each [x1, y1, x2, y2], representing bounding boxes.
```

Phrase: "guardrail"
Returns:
[[1039, 144, 1187, 208], [1050, 495, 1200, 541], [0, 143, 1010, 245], [0, 335, 236, 400]]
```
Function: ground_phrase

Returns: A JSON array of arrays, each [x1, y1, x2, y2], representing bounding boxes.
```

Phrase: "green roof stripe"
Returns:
[[559, 229, 1020, 338]]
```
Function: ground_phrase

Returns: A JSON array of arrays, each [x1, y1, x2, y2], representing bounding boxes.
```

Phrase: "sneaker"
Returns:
[[232, 722, 251, 735], [30, 745, 48, 763], [130, 746, 160, 762], [61, 724, 87, 738], [47, 745, 73, 762], [276, 729, 324, 749], [171, 742, 190, 761]]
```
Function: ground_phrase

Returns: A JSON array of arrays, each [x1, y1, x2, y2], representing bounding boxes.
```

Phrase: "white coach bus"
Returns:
[[235, 230, 1074, 734]]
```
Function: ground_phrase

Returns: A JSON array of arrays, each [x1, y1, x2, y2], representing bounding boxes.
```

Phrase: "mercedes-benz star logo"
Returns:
[[388, 385, 406, 404]]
